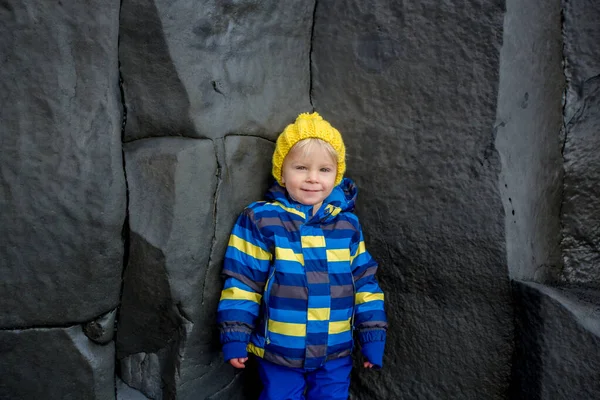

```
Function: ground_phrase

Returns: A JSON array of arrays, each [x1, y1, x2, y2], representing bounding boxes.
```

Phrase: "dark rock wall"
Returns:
[[0, 1, 124, 398], [504, 1, 600, 399], [3, 1, 597, 399], [118, 0, 314, 142], [0, 327, 116, 399], [116, 1, 310, 398], [511, 282, 600, 399], [0, 0, 125, 327], [495, 0, 564, 283], [312, 1, 513, 399], [561, 0, 600, 285], [117, 136, 275, 399], [119, 138, 218, 399]]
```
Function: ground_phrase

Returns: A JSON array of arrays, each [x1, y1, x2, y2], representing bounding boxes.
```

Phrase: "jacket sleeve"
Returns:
[[217, 207, 272, 361], [350, 223, 388, 368]]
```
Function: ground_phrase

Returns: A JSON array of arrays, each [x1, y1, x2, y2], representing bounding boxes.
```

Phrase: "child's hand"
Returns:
[[363, 361, 374, 369], [229, 357, 248, 369]]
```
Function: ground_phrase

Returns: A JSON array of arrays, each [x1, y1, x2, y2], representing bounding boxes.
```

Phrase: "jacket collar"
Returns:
[[265, 178, 358, 223]]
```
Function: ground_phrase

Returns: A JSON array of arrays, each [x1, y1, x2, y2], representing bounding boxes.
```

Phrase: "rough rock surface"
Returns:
[[119, 0, 314, 142], [174, 135, 274, 399], [0, 0, 125, 328], [117, 136, 273, 398], [118, 138, 217, 399], [511, 281, 600, 399], [6, 0, 600, 399], [561, 0, 600, 286], [0, 326, 115, 399], [495, 0, 564, 282], [117, 2, 312, 397], [117, 377, 150, 400], [312, 1, 513, 398]]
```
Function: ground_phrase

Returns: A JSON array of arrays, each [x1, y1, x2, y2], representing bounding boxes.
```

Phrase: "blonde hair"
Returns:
[[289, 138, 338, 163]]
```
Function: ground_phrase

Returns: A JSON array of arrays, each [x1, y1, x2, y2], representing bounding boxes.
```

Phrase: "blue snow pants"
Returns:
[[257, 356, 352, 400]]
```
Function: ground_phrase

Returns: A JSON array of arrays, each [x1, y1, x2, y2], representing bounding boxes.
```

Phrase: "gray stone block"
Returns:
[[562, 0, 600, 122], [495, 0, 564, 283], [118, 137, 217, 398], [0, 326, 115, 400], [562, 80, 600, 285], [175, 135, 274, 399], [119, 0, 313, 142], [116, 377, 150, 400], [511, 281, 600, 399], [561, 0, 600, 286], [201, 135, 275, 328], [118, 136, 272, 399], [0, 1, 125, 328], [312, 1, 513, 398], [120, 351, 169, 400]]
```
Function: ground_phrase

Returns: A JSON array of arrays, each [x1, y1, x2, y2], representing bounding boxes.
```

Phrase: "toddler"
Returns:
[[217, 112, 387, 400]]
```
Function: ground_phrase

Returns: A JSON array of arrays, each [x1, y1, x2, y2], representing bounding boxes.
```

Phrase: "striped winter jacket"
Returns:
[[217, 178, 387, 370]]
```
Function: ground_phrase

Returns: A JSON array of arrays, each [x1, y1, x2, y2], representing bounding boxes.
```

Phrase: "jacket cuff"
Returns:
[[358, 328, 386, 344], [361, 341, 385, 369], [222, 341, 248, 362]]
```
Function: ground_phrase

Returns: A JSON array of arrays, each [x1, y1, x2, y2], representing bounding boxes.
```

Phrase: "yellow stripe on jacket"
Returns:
[[268, 320, 307, 337], [328, 318, 351, 334], [350, 241, 366, 265], [326, 249, 350, 262], [220, 287, 262, 304], [275, 247, 305, 265], [229, 234, 272, 261], [355, 292, 384, 304]]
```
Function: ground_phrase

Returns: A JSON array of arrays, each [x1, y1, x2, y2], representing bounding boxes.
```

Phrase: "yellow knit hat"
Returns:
[[272, 112, 346, 186]]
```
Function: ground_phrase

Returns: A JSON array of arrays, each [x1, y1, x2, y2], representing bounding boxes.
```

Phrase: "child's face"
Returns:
[[281, 144, 337, 212]]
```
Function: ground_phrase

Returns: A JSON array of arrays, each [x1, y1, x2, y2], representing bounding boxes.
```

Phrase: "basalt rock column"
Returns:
[[0, 1, 124, 398], [561, 0, 600, 285], [312, 1, 513, 398], [117, 1, 312, 398], [508, 1, 600, 398], [495, 0, 564, 283]]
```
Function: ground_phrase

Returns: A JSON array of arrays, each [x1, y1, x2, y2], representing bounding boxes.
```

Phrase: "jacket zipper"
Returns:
[[263, 267, 276, 344], [351, 271, 356, 347]]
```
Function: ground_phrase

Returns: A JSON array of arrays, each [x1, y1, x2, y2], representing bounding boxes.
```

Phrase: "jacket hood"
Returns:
[[265, 178, 358, 221]]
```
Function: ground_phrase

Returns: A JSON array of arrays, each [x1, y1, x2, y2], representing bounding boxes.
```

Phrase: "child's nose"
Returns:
[[307, 170, 319, 182]]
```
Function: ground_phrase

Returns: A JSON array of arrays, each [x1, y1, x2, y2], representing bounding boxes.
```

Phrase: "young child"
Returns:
[[217, 112, 387, 399]]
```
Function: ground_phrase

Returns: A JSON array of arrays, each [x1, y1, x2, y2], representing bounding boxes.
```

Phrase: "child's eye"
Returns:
[[295, 166, 306, 170], [321, 168, 332, 173]]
